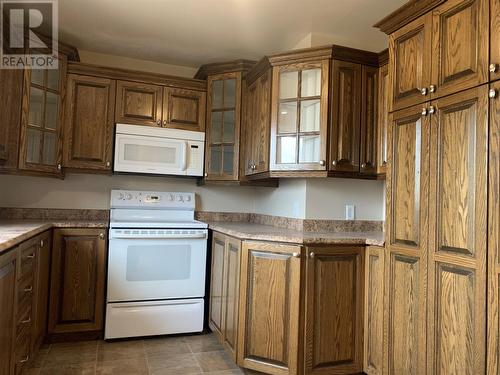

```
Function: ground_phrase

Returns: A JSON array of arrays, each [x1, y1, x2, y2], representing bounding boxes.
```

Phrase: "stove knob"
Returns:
[[118, 192, 124, 200], [177, 195, 183, 202], [125, 193, 132, 200], [185, 195, 191, 202], [168, 194, 174, 201]]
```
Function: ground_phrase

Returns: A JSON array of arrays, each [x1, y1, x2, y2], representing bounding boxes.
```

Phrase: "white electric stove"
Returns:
[[105, 189, 208, 340]]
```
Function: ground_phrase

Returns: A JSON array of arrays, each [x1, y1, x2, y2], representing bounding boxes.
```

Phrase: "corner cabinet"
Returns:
[[48, 228, 107, 338], [205, 72, 242, 180], [19, 56, 68, 176], [269, 60, 329, 171]]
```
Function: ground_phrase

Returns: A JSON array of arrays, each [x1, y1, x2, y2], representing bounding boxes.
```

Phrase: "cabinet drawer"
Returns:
[[17, 274, 34, 316], [14, 328, 31, 375], [16, 302, 32, 339], [18, 244, 36, 281]]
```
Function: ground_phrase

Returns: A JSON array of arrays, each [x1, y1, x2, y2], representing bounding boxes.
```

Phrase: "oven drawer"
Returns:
[[104, 299, 204, 339]]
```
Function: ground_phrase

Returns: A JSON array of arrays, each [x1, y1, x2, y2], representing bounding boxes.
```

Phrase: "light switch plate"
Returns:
[[345, 204, 355, 220]]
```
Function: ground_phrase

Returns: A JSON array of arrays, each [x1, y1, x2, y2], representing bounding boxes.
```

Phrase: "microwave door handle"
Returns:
[[181, 141, 188, 171]]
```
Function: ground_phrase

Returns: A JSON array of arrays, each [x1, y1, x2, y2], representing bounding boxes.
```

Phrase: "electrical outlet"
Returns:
[[345, 204, 355, 220]]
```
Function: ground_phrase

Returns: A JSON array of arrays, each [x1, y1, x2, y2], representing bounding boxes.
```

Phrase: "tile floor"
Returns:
[[25, 333, 257, 375]]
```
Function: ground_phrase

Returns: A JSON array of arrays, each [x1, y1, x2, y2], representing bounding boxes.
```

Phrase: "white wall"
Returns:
[[0, 174, 255, 212], [253, 179, 307, 219]]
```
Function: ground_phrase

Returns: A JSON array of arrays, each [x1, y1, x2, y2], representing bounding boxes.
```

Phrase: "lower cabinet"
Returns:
[[48, 228, 107, 338], [0, 250, 17, 375]]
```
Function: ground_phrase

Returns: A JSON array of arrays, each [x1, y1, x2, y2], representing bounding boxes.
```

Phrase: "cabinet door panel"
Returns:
[[32, 231, 51, 352], [385, 104, 430, 375], [431, 0, 488, 99], [237, 242, 301, 375], [115, 81, 162, 126], [209, 232, 225, 339], [360, 66, 379, 176], [488, 80, 500, 375], [377, 64, 389, 175], [64, 74, 116, 170], [364, 246, 385, 375], [0, 251, 17, 375], [304, 247, 364, 375], [48, 229, 107, 335], [491, 0, 500, 81], [427, 86, 487, 375], [329, 60, 361, 173], [390, 14, 432, 111], [163, 87, 206, 132]]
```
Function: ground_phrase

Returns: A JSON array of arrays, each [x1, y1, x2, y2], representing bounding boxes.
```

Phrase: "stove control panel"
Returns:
[[110, 190, 195, 209]]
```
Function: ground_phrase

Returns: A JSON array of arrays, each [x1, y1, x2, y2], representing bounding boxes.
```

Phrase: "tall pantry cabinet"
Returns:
[[376, 0, 492, 373]]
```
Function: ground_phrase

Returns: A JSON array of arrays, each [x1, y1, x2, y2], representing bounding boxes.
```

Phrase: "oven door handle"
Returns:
[[110, 233, 207, 240]]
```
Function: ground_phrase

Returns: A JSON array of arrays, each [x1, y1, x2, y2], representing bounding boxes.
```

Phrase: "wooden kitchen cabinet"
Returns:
[[491, 0, 500, 82], [329, 60, 362, 174], [488, 79, 500, 375], [48, 228, 107, 338], [237, 241, 301, 375], [0, 250, 17, 375], [32, 231, 51, 352], [389, 13, 432, 111], [63, 74, 116, 171], [426, 85, 488, 375], [209, 232, 226, 339], [244, 68, 272, 176], [304, 246, 365, 375], [0, 68, 23, 172], [376, 63, 389, 176], [385, 104, 430, 375], [18, 56, 68, 176], [363, 246, 385, 375], [360, 66, 378, 176], [205, 72, 242, 181], [269, 60, 329, 172], [162, 87, 206, 132], [115, 80, 163, 127], [430, 0, 488, 100]]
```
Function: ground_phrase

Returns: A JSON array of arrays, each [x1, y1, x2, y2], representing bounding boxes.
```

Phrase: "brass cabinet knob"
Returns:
[[309, 252, 315, 258], [40, 239, 44, 247], [489, 89, 497, 99], [361, 163, 366, 168], [332, 160, 337, 166], [99, 233, 105, 240], [292, 252, 300, 258], [419, 87, 428, 96], [490, 63, 498, 73], [204, 172, 208, 177], [421, 108, 428, 116], [156, 120, 161, 126], [319, 160, 325, 166], [428, 106, 435, 114], [57, 164, 62, 171], [24, 285, 33, 293], [429, 85, 436, 93], [163, 120, 167, 126], [106, 161, 111, 167]]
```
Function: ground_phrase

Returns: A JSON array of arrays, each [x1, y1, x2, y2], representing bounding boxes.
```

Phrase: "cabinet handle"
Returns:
[[57, 164, 62, 171], [106, 161, 111, 167], [19, 355, 29, 364], [361, 163, 366, 168], [163, 120, 167, 126], [319, 160, 325, 166], [40, 239, 44, 247], [204, 172, 208, 177], [421, 108, 428, 116], [419, 87, 428, 96], [24, 286, 33, 293], [489, 89, 497, 99], [292, 252, 300, 258], [26, 253, 35, 259], [99, 233, 105, 240], [428, 106, 435, 114], [332, 160, 337, 166], [309, 252, 315, 258], [21, 316, 31, 324], [490, 64, 498, 73], [429, 85, 436, 93]]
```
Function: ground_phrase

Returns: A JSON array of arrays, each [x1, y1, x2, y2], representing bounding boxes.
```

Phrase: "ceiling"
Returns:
[[58, 0, 406, 68]]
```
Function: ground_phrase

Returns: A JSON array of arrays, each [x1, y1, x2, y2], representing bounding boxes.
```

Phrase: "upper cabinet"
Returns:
[[269, 55, 330, 172], [376, 61, 389, 175], [491, 0, 500, 81], [387, 0, 488, 111], [162, 87, 206, 132], [205, 72, 242, 181], [115, 81, 163, 127], [18, 56, 68, 176], [64, 74, 116, 172]]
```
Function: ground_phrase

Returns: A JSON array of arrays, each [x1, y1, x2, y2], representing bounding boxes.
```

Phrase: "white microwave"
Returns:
[[114, 124, 205, 177]]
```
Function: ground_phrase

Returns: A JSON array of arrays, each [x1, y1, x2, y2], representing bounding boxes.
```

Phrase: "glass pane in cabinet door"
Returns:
[[212, 80, 223, 109], [42, 132, 57, 165], [211, 112, 223, 143], [223, 146, 234, 174], [224, 79, 236, 108], [31, 70, 44, 86], [301, 69, 321, 97], [300, 99, 320, 132], [45, 92, 59, 130], [223, 110, 235, 143], [279, 71, 298, 99], [299, 135, 320, 163], [46, 69, 59, 90], [29, 87, 44, 127], [277, 136, 296, 164], [26, 128, 41, 163], [210, 146, 222, 174], [278, 102, 297, 133]]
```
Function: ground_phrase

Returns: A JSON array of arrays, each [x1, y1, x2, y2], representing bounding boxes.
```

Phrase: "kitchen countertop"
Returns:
[[0, 220, 109, 254], [207, 221, 385, 246]]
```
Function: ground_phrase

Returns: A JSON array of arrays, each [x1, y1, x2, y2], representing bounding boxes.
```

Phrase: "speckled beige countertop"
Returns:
[[207, 221, 385, 246], [0, 220, 109, 254]]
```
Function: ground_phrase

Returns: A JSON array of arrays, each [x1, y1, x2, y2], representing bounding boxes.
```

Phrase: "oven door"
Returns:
[[114, 133, 188, 175], [107, 229, 208, 302]]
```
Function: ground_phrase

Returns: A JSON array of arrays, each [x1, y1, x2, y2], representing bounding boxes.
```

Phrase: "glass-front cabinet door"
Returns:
[[205, 72, 241, 181], [18, 56, 67, 175], [270, 61, 329, 171]]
